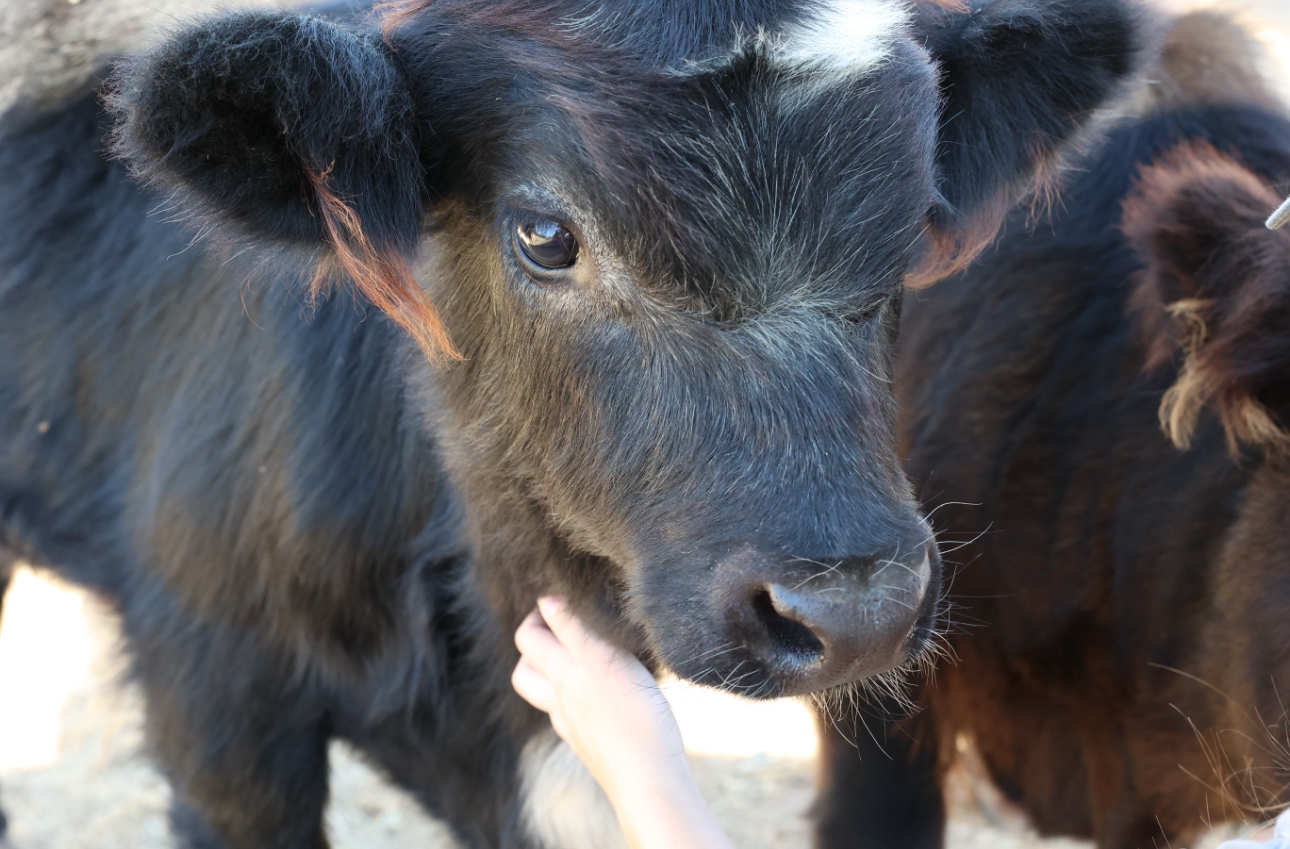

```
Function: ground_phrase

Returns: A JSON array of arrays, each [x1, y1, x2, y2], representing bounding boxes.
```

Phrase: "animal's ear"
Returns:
[[1123, 141, 1290, 454], [910, 0, 1139, 284], [108, 11, 458, 358]]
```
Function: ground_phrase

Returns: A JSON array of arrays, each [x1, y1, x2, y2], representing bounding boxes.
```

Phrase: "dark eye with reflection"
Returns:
[[514, 218, 579, 271]]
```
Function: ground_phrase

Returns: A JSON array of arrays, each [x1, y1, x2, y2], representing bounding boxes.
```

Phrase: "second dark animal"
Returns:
[[814, 12, 1290, 849]]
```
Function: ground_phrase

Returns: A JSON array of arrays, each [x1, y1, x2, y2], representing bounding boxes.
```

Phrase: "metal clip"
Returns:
[[1269, 195, 1290, 230]]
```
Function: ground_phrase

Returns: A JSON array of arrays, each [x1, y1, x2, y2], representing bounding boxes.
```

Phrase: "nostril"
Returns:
[[751, 588, 824, 663]]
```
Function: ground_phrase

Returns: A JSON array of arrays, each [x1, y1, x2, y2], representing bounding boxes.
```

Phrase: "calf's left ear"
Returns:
[[110, 11, 422, 249], [109, 11, 458, 358], [911, 0, 1140, 283], [1123, 142, 1290, 454]]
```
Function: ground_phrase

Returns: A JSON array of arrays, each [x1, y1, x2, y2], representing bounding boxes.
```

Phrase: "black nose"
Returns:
[[729, 543, 936, 694]]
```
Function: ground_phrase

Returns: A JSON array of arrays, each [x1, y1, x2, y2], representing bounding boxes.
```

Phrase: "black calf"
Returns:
[[0, 0, 1136, 845]]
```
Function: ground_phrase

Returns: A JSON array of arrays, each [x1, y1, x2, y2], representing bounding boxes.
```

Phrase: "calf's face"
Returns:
[[110, 0, 1136, 697]]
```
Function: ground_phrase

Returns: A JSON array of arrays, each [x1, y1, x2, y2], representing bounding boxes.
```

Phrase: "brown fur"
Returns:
[[905, 186, 1039, 290], [1141, 11, 1282, 115], [377, 0, 427, 40], [816, 12, 1290, 849], [1123, 141, 1290, 454]]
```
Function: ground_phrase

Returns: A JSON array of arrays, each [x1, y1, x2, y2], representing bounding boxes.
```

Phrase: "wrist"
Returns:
[[604, 756, 734, 849]]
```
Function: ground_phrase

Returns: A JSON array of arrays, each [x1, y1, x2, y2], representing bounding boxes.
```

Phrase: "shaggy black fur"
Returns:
[[815, 13, 1290, 849], [112, 11, 423, 250], [0, 0, 1136, 845], [917, 0, 1138, 234]]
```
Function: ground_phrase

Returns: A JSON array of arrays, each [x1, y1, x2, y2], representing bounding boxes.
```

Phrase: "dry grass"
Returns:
[[0, 567, 1253, 849]]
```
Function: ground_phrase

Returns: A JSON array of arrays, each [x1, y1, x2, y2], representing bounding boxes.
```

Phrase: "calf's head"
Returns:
[[111, 0, 1136, 697], [1125, 141, 1290, 456]]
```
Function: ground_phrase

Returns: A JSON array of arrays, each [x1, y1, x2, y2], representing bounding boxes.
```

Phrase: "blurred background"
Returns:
[[1, 1, 1288, 847]]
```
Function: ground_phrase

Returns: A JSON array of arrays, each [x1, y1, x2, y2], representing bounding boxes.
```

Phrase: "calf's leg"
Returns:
[[813, 704, 945, 849], [351, 701, 626, 849], [127, 594, 332, 849]]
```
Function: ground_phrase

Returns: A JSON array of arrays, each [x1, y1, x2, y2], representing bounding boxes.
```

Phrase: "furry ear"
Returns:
[[909, 0, 1139, 284], [1123, 141, 1290, 454], [108, 11, 458, 358]]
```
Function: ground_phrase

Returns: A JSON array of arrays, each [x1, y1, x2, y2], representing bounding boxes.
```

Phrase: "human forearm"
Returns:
[[606, 761, 736, 849]]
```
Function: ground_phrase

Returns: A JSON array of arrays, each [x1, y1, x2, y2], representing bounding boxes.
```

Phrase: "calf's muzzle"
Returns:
[[715, 541, 936, 696]]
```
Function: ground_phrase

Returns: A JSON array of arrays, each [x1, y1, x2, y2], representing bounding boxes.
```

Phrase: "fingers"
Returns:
[[511, 657, 557, 713], [537, 595, 615, 664], [514, 607, 571, 679], [536, 596, 661, 690], [535, 595, 583, 645]]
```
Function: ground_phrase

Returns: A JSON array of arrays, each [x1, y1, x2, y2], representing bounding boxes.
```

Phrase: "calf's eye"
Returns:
[[515, 218, 579, 271]]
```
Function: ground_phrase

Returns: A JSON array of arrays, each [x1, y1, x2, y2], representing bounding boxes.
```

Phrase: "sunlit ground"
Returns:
[[0, 568, 814, 772], [0, 566, 1261, 849], [0, 570, 93, 772], [0, 567, 824, 849]]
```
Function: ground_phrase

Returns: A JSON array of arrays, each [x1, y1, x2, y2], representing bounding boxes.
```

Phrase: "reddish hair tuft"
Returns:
[[307, 166, 462, 361]]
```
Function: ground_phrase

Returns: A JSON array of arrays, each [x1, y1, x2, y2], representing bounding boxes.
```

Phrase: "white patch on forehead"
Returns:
[[520, 731, 629, 849], [772, 0, 911, 77], [663, 0, 911, 86]]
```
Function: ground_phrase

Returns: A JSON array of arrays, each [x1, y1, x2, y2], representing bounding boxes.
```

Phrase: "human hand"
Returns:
[[511, 596, 735, 849], [511, 596, 684, 800]]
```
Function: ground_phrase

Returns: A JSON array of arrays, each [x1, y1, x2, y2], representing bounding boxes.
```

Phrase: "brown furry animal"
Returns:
[[814, 12, 1290, 849]]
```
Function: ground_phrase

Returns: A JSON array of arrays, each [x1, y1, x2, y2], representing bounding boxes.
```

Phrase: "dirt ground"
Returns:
[[0, 568, 1086, 849], [0, 568, 1257, 849], [2, 1, 1290, 848]]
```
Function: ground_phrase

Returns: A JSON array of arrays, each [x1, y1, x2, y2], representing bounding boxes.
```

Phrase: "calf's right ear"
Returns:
[[1123, 142, 1290, 454], [108, 11, 458, 358], [910, 0, 1140, 284]]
